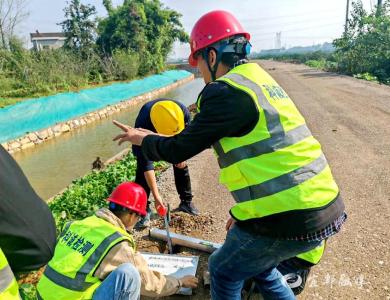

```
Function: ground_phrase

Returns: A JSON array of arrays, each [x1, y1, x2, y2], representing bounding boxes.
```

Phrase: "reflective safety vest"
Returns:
[[197, 63, 339, 221], [37, 215, 136, 300], [296, 241, 326, 265], [0, 248, 21, 300]]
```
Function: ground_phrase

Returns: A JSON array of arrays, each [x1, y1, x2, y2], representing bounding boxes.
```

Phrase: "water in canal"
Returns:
[[12, 78, 205, 200]]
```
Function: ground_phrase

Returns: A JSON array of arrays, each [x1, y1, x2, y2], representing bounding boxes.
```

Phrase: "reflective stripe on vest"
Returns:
[[214, 71, 312, 167], [231, 153, 328, 203], [200, 63, 339, 220], [43, 231, 123, 291], [216, 123, 313, 169], [296, 241, 326, 265], [0, 249, 21, 300], [37, 215, 135, 300]]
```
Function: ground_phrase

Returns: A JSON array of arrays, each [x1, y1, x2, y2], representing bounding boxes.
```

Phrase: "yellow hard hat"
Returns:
[[150, 100, 185, 135]]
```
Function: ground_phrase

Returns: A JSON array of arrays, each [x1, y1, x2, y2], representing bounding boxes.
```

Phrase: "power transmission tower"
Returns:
[[345, 0, 350, 34], [275, 32, 282, 49]]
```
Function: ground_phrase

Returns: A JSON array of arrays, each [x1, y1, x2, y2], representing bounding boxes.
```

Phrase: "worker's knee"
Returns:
[[114, 263, 141, 289], [93, 263, 141, 300], [208, 250, 220, 275]]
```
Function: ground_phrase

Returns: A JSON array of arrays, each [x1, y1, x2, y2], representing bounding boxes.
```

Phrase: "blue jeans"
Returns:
[[93, 263, 141, 300], [209, 225, 321, 300]]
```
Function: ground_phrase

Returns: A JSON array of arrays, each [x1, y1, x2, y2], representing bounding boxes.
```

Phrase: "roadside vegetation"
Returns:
[[49, 153, 167, 232], [257, 51, 338, 72], [255, 0, 390, 84], [0, 0, 188, 103]]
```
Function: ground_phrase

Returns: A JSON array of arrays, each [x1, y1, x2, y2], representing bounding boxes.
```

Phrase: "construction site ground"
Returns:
[[136, 61, 390, 300]]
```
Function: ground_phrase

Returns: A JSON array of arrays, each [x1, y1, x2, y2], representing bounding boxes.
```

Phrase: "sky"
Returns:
[[19, 0, 376, 58]]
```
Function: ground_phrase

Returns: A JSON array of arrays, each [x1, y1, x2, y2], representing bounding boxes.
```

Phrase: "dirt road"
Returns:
[[148, 61, 390, 299]]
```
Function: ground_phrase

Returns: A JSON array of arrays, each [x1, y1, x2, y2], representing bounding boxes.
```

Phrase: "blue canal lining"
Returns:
[[0, 70, 191, 143]]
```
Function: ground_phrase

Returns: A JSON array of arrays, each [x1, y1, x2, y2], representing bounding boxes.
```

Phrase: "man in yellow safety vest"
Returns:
[[112, 11, 346, 300], [37, 182, 198, 300]]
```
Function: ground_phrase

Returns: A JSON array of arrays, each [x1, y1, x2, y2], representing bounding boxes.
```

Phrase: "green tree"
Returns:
[[97, 0, 147, 56], [0, 0, 189, 103], [59, 0, 97, 57], [0, 0, 29, 50], [333, 0, 390, 83], [102, 0, 113, 14], [97, 0, 188, 75]]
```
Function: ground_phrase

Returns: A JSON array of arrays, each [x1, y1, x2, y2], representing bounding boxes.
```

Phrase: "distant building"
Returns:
[[30, 31, 66, 51]]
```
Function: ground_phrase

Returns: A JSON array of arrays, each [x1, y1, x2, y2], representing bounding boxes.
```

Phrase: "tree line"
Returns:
[[0, 0, 188, 101], [255, 0, 390, 84]]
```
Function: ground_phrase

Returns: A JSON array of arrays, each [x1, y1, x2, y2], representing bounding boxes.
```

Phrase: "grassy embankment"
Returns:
[[0, 47, 180, 108]]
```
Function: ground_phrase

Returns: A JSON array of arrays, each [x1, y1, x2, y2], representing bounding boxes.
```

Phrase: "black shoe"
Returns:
[[177, 202, 199, 215], [135, 209, 151, 229]]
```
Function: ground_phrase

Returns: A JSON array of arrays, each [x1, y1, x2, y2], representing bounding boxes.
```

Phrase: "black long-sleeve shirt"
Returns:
[[0, 146, 56, 272], [142, 81, 258, 163]]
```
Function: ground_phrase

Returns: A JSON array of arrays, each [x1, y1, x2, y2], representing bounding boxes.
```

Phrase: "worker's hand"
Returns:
[[138, 127, 172, 137], [179, 275, 198, 289], [188, 103, 198, 113], [174, 162, 187, 169], [136, 128, 157, 135], [113, 120, 150, 146], [225, 217, 236, 231]]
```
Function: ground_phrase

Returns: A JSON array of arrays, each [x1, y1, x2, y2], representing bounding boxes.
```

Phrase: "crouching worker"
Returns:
[[132, 98, 199, 228], [37, 182, 198, 300]]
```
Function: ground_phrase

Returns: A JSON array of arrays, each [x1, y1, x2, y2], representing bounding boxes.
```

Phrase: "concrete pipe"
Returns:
[[149, 228, 222, 253]]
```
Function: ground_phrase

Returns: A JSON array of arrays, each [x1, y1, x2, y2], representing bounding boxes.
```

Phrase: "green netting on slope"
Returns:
[[0, 70, 191, 143]]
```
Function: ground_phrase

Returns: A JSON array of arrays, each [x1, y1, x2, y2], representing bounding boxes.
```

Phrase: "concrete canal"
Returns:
[[12, 78, 205, 200]]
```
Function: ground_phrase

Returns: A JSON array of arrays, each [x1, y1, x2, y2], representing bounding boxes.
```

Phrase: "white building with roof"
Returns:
[[30, 31, 66, 51]]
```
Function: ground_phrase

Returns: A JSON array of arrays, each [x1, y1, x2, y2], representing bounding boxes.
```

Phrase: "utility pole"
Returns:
[[345, 0, 350, 34]]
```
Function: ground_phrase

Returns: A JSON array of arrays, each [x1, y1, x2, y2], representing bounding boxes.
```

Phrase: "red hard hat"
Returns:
[[189, 10, 250, 67], [107, 182, 147, 216]]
